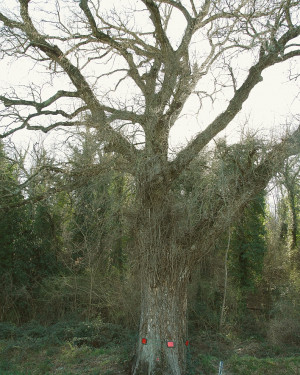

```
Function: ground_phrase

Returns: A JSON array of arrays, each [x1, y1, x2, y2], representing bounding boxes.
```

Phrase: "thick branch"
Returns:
[[26, 120, 83, 133], [156, 0, 192, 23], [0, 104, 88, 138], [0, 11, 25, 30], [102, 105, 145, 124], [169, 30, 300, 180], [141, 0, 173, 54], [0, 90, 80, 111]]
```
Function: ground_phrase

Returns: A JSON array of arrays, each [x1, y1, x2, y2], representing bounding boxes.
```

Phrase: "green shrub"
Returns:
[[0, 322, 17, 340], [268, 281, 300, 346]]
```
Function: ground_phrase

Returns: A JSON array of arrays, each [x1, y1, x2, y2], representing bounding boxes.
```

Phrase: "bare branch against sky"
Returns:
[[0, 0, 299, 155]]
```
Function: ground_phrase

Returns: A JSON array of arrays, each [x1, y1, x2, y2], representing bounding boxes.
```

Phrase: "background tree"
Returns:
[[230, 192, 266, 294], [0, 1, 300, 374], [280, 156, 300, 264], [66, 129, 131, 320], [263, 159, 300, 347], [0, 140, 27, 321], [0, 141, 67, 322]]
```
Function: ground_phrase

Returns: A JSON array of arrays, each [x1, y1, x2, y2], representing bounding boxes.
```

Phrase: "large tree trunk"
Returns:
[[132, 278, 188, 375], [132, 181, 189, 375]]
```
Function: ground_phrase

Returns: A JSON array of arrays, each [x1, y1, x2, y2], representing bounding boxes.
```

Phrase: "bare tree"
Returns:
[[0, 0, 300, 373]]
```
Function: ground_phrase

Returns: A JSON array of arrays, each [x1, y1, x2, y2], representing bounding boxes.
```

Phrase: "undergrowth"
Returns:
[[0, 320, 299, 374]]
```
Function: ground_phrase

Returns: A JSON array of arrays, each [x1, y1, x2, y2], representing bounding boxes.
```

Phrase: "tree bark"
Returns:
[[288, 188, 298, 251], [132, 185, 189, 375], [132, 278, 188, 375]]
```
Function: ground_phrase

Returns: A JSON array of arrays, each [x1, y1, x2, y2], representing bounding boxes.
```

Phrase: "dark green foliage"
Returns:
[[0, 143, 34, 320], [0, 142, 26, 282], [0, 322, 17, 340], [0, 132, 299, 373], [69, 131, 129, 274], [188, 277, 222, 331], [0, 142, 68, 322], [1, 196, 67, 321], [0, 133, 137, 325], [229, 192, 267, 292]]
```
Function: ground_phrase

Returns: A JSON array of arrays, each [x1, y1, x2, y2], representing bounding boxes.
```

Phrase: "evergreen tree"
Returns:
[[69, 130, 128, 273], [0, 142, 68, 321], [229, 192, 267, 293]]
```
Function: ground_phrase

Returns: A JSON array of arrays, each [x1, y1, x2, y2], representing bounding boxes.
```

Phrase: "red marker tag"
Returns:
[[185, 340, 189, 346], [167, 341, 174, 348], [142, 338, 147, 344]]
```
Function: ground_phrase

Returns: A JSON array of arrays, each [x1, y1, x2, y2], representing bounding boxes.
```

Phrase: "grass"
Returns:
[[0, 342, 127, 374], [0, 321, 299, 374], [227, 355, 300, 375], [0, 320, 132, 375]]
